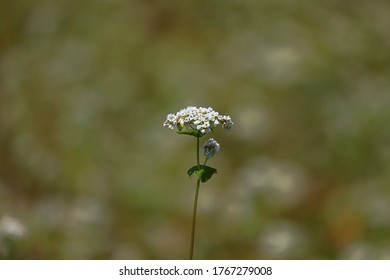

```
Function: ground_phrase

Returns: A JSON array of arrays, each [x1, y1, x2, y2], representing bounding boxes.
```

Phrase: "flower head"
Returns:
[[163, 106, 233, 135], [201, 138, 220, 159]]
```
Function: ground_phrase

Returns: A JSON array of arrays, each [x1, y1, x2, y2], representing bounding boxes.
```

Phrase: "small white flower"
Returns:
[[201, 138, 220, 159], [163, 106, 233, 135]]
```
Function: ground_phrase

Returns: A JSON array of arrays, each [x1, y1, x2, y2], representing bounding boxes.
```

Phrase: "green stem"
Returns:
[[196, 137, 200, 167], [189, 178, 200, 260], [189, 137, 201, 260]]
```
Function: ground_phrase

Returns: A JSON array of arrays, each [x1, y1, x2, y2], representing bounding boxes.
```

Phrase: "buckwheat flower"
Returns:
[[218, 115, 233, 129], [163, 105, 233, 260], [201, 138, 220, 159], [163, 106, 233, 136]]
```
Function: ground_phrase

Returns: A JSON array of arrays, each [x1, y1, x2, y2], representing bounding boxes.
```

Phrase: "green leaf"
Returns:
[[187, 165, 218, 183], [176, 129, 204, 138]]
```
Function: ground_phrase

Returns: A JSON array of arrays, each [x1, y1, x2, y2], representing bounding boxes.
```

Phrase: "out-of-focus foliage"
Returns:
[[1, 0, 390, 259]]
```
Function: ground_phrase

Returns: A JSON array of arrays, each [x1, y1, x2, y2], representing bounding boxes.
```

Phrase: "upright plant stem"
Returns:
[[189, 137, 201, 260], [189, 178, 200, 260], [196, 137, 200, 168]]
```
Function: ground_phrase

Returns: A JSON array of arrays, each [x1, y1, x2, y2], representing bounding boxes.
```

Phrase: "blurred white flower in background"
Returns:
[[258, 220, 308, 259], [234, 157, 308, 209], [339, 242, 390, 260], [338, 242, 375, 260], [0, 215, 26, 239]]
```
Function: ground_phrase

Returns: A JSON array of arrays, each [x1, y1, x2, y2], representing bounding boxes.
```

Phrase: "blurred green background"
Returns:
[[1, 0, 390, 259]]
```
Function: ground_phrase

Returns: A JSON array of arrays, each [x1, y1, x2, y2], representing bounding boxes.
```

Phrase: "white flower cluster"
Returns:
[[163, 106, 233, 134], [201, 138, 220, 159]]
